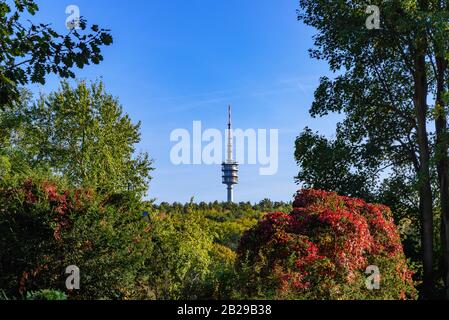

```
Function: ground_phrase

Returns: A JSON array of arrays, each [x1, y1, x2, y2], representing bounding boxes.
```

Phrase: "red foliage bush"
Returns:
[[21, 179, 92, 241], [237, 190, 417, 300], [1, 178, 150, 299]]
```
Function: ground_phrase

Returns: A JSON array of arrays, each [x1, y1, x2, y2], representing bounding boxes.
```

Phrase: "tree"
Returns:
[[0, 177, 154, 299], [0, 0, 112, 108], [7, 80, 153, 197], [296, 0, 449, 298], [143, 211, 214, 299], [295, 128, 377, 201], [429, 2, 449, 299], [236, 190, 417, 300]]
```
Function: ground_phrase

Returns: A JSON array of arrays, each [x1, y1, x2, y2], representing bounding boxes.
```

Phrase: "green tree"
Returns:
[[295, 128, 377, 200], [296, 0, 449, 298], [0, 0, 112, 108], [143, 211, 214, 299], [8, 81, 153, 196]]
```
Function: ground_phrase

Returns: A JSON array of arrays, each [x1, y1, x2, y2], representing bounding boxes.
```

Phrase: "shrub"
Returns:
[[26, 289, 67, 300], [199, 243, 237, 299], [0, 177, 153, 299], [236, 189, 417, 300], [141, 211, 214, 300]]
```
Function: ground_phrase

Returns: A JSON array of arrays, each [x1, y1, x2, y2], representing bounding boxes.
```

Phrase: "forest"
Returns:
[[2, 0, 449, 300]]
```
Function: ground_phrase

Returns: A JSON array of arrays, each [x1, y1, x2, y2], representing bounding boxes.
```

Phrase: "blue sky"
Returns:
[[28, 0, 339, 203]]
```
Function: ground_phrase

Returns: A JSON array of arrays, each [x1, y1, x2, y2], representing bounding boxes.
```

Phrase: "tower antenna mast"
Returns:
[[227, 105, 233, 162]]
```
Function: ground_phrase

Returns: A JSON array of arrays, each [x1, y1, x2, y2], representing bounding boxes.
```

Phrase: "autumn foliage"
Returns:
[[236, 190, 417, 300], [1, 180, 418, 300], [0, 178, 152, 299]]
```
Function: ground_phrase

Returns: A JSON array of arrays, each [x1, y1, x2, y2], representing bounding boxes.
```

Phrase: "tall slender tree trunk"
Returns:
[[435, 55, 449, 299], [414, 63, 434, 298], [413, 4, 434, 297]]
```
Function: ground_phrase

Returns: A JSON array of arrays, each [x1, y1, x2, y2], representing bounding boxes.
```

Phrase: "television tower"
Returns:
[[222, 105, 239, 203]]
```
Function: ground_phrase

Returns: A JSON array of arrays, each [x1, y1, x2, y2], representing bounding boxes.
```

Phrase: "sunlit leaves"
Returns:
[[236, 189, 417, 300], [0, 0, 113, 108]]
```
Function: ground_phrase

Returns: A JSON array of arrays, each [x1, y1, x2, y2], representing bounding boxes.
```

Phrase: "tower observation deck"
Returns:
[[222, 105, 238, 203]]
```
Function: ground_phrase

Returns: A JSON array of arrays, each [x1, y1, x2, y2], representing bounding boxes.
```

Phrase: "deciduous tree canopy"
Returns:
[[0, 0, 112, 108]]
